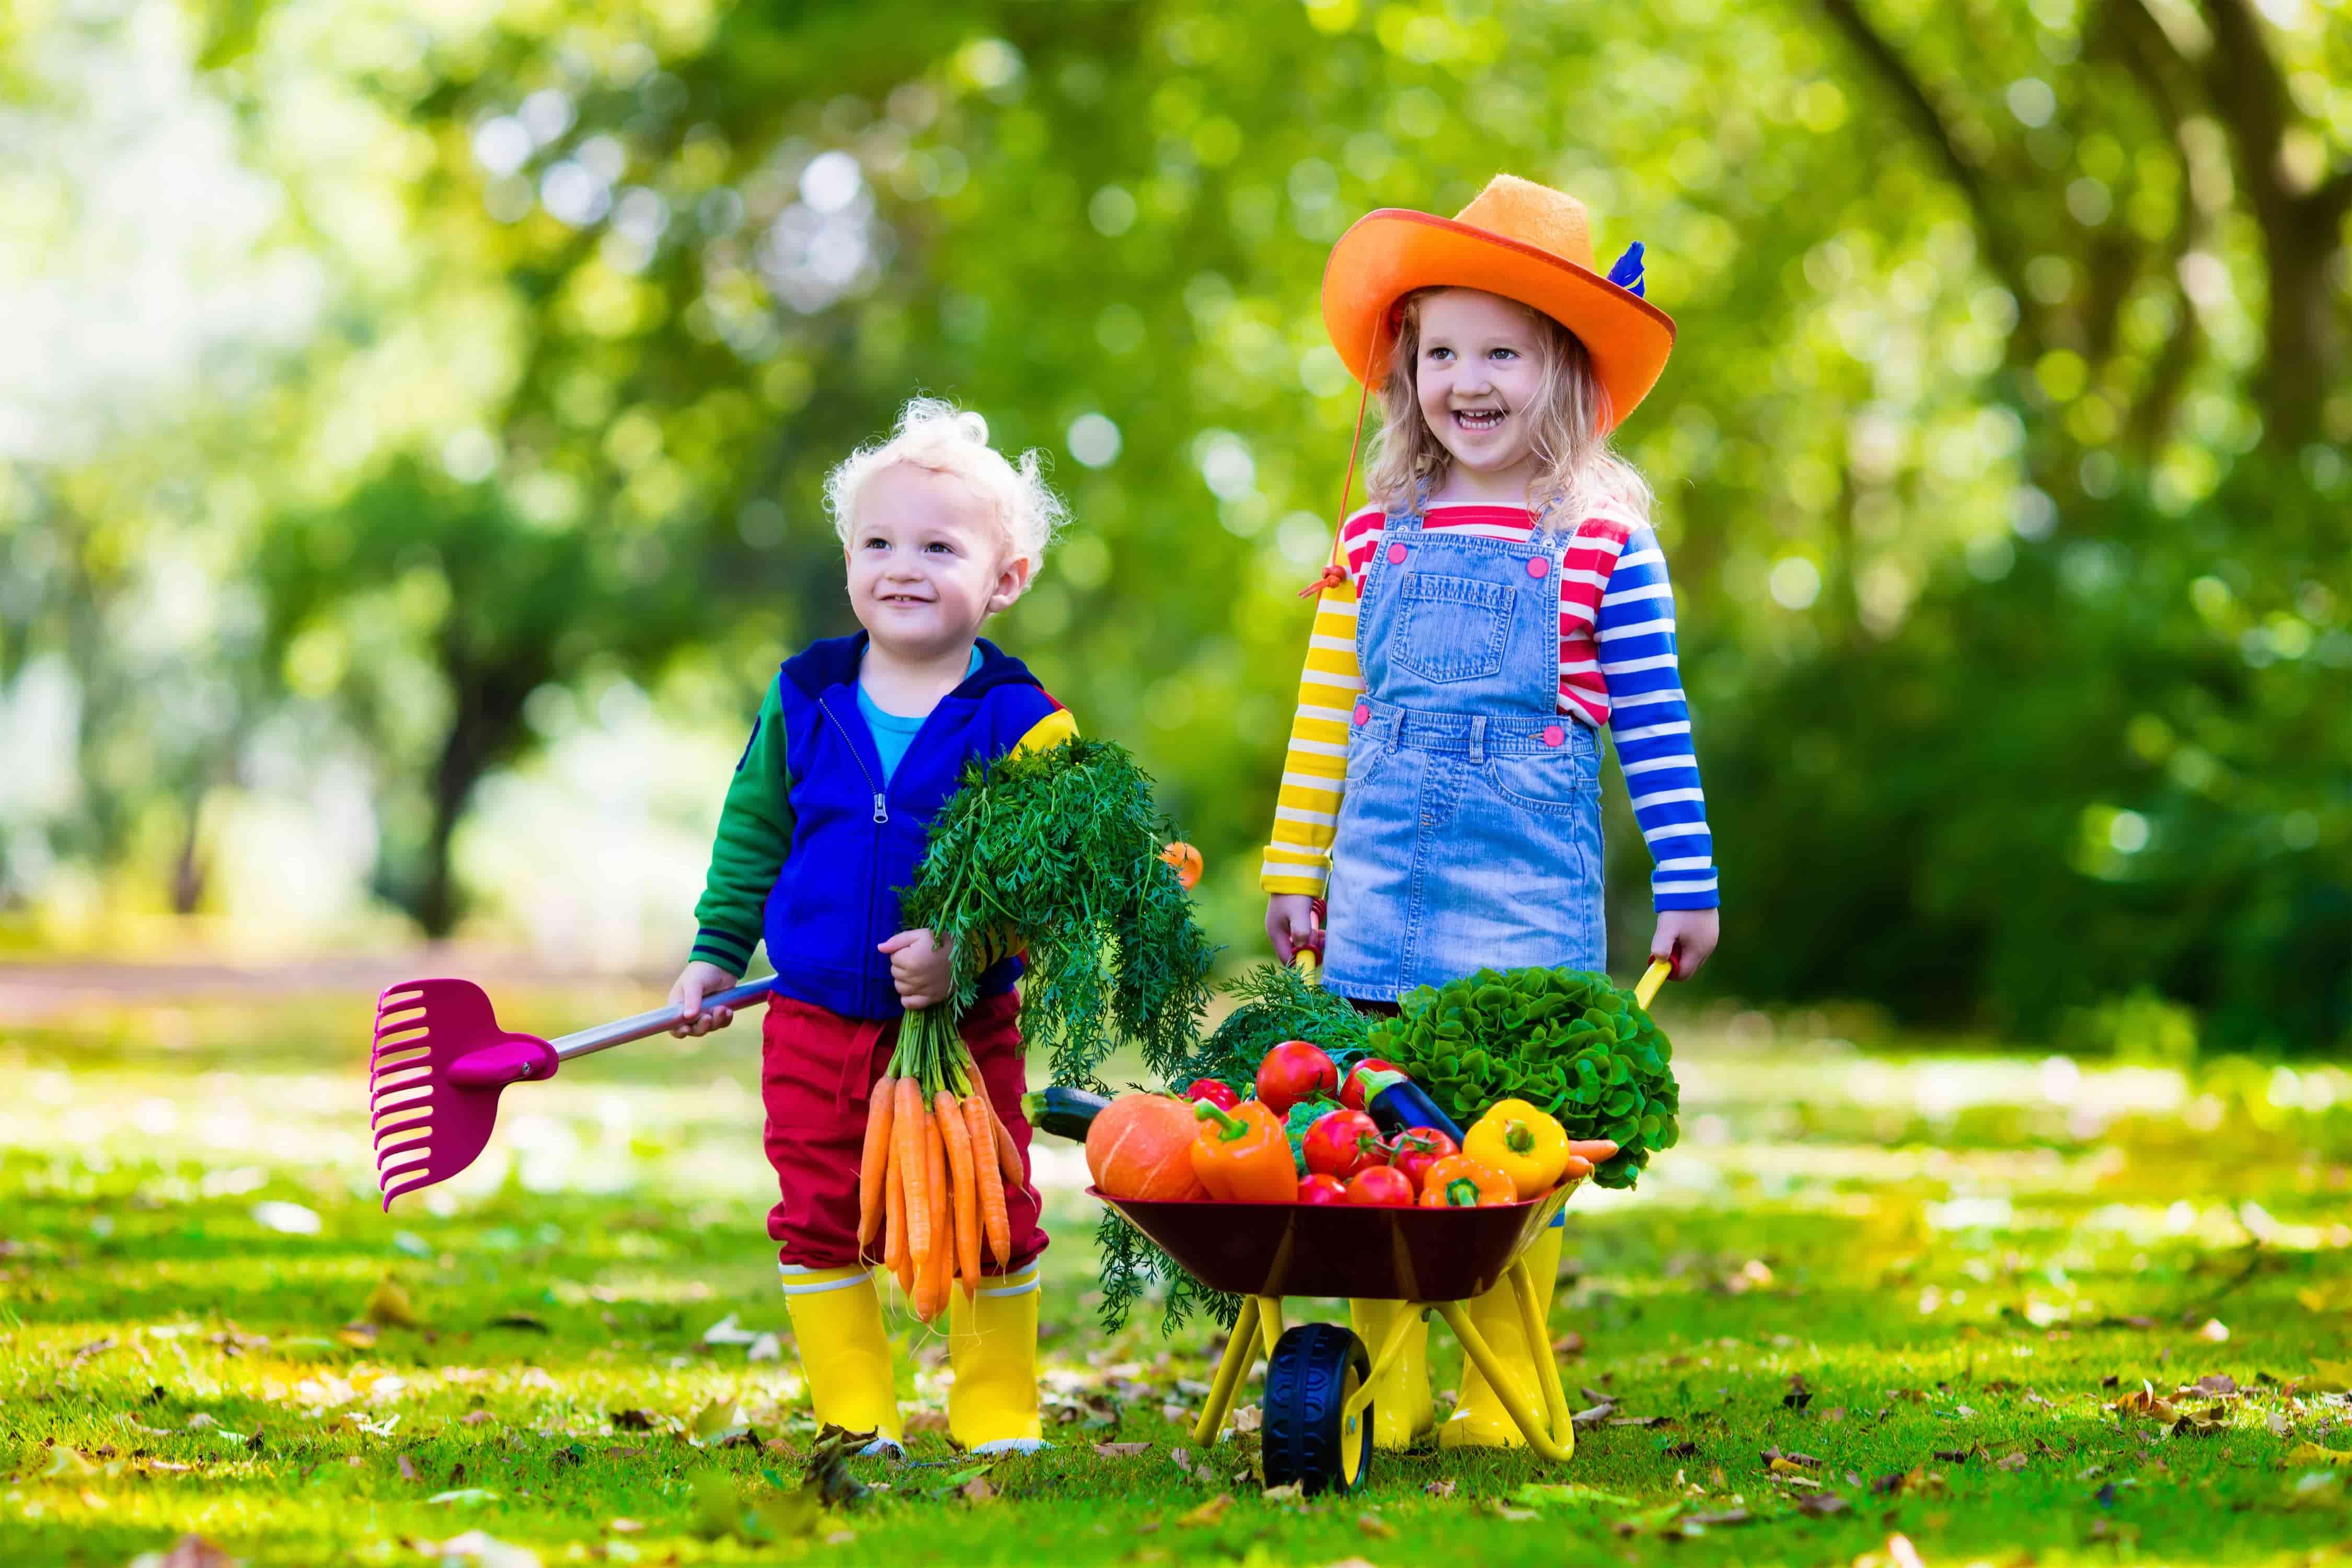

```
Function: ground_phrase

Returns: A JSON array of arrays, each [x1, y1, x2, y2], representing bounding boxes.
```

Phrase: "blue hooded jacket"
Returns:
[[720, 632, 1068, 1021]]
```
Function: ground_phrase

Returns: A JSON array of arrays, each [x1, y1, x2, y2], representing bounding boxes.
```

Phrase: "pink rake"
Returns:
[[368, 974, 777, 1209]]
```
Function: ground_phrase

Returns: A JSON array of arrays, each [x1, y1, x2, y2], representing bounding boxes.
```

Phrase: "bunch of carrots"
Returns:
[[857, 997, 1029, 1325]]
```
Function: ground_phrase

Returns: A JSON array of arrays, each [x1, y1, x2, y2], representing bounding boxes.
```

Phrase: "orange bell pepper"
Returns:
[[1416, 1154, 1516, 1208], [1191, 1100, 1298, 1203]]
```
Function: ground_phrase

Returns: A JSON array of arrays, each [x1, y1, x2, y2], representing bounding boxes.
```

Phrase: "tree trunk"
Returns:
[[414, 661, 538, 939]]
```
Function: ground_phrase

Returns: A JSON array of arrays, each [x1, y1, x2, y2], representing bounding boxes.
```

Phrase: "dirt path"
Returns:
[[0, 951, 655, 1022]]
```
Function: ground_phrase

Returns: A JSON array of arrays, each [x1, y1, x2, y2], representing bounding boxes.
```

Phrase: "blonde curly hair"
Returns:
[[823, 396, 1067, 574], [1364, 287, 1652, 526]]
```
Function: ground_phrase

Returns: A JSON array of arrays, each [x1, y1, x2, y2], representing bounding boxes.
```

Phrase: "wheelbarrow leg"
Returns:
[[1192, 1297, 1260, 1447], [1342, 1302, 1424, 1431], [1435, 1282, 1575, 1465], [1507, 1258, 1574, 1454]]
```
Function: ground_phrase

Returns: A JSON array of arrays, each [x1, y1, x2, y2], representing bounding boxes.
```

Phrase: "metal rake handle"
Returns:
[[551, 973, 779, 1063]]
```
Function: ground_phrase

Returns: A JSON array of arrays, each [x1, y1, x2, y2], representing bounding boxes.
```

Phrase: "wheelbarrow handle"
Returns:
[[1633, 957, 1673, 1011], [551, 974, 780, 1063]]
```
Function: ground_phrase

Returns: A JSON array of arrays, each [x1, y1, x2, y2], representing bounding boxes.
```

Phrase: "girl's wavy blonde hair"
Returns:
[[823, 396, 1067, 576], [1364, 287, 1652, 527]]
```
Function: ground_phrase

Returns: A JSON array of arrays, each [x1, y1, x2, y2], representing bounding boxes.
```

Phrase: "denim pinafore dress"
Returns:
[[1321, 499, 1607, 1002]]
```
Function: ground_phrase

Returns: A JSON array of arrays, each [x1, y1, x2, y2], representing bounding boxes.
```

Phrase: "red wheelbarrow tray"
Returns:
[[1092, 1181, 1574, 1301], [1093, 1180, 1585, 1468]]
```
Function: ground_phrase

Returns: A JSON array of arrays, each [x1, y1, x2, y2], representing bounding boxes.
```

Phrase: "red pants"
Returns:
[[761, 990, 1046, 1273]]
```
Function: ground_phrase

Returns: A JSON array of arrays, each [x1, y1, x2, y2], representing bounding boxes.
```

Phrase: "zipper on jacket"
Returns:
[[817, 694, 889, 823]]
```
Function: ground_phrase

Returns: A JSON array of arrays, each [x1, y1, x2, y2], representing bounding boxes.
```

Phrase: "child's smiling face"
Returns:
[[1414, 287, 1548, 488], [845, 463, 1030, 661]]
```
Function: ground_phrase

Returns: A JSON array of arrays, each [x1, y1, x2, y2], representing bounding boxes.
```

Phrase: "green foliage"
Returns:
[[1164, 961, 1373, 1097], [1090, 1205, 1239, 1338], [1371, 966, 1680, 1189], [1700, 470, 2350, 1054], [899, 737, 1219, 1088]]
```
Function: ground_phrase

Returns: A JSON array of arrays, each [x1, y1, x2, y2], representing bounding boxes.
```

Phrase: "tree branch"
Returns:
[[1812, 0, 2031, 304], [2195, 0, 2293, 190]]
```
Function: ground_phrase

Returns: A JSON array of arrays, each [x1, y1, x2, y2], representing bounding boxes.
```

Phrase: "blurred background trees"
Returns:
[[2, 0, 2344, 1054]]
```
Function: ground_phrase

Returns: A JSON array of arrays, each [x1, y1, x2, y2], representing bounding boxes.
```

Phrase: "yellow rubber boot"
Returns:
[[1440, 1225, 1563, 1449], [780, 1264, 902, 1450], [1347, 1298, 1433, 1449], [949, 1263, 1045, 1454]]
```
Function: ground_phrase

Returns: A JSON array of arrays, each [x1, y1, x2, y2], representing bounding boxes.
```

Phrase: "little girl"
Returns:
[[1259, 175, 1721, 1449]]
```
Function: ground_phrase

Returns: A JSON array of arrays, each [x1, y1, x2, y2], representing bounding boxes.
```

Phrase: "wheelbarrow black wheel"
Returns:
[[1263, 1323, 1372, 1495]]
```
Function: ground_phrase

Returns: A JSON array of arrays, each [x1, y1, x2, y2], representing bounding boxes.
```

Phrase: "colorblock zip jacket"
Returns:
[[691, 632, 1076, 1020]]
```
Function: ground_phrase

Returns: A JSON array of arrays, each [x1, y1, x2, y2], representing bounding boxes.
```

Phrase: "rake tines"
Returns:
[[367, 978, 556, 1210]]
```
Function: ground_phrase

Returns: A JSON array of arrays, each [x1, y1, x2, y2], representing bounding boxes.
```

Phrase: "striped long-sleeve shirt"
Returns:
[[1260, 502, 1719, 912]]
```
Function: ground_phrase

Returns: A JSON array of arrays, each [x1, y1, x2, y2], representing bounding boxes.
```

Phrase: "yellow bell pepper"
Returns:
[[1463, 1099, 1573, 1198]]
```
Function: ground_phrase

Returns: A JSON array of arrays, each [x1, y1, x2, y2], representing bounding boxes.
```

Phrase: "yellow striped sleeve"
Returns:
[[1260, 579, 1361, 895], [1012, 706, 1078, 756]]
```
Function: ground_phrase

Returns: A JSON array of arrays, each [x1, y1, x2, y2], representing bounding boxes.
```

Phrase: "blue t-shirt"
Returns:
[[857, 646, 983, 784]]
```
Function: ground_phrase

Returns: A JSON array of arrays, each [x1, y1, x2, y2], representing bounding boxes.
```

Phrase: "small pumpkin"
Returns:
[[1085, 1093, 1210, 1201]]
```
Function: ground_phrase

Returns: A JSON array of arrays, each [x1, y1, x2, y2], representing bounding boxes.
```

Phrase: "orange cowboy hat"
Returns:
[[1321, 174, 1676, 430]]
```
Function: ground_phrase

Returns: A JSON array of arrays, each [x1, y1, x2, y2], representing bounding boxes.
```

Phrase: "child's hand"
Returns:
[[1265, 894, 1323, 965], [879, 928, 953, 1011], [1649, 908, 1720, 982], [667, 961, 743, 1038]]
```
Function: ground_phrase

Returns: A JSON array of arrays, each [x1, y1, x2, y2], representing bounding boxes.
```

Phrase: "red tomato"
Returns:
[[1255, 1040, 1338, 1115], [1387, 1127, 1459, 1195], [1182, 1078, 1240, 1111], [1345, 1166, 1416, 1207], [1296, 1173, 1349, 1205], [1339, 1057, 1403, 1113], [1301, 1108, 1383, 1181]]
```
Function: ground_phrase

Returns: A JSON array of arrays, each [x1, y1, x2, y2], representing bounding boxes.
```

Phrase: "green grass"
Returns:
[[3, 989, 2350, 1566]]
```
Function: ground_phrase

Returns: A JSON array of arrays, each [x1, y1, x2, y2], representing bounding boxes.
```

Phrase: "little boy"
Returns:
[[667, 398, 1074, 1454]]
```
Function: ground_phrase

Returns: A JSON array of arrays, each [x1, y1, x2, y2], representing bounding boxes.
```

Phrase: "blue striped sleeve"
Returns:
[[1595, 524, 1719, 912]]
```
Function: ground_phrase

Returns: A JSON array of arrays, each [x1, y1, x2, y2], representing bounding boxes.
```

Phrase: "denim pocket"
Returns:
[[1485, 747, 1598, 814], [1343, 731, 1389, 789], [1393, 572, 1514, 684]]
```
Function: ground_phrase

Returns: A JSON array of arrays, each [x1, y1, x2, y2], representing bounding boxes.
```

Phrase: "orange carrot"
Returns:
[[965, 1094, 1012, 1268], [894, 1077, 930, 1276], [979, 1091, 1025, 1190], [858, 1074, 896, 1250], [883, 1128, 908, 1280], [936, 1090, 981, 1295], [915, 1113, 950, 1322]]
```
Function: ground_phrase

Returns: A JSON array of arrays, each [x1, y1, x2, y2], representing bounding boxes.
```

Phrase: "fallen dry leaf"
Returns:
[[1093, 1442, 1150, 1459], [2111, 1385, 2179, 1423], [608, 1409, 656, 1431], [1229, 1404, 1262, 1434], [907, 1410, 951, 1435], [2194, 1319, 2231, 1344], [1571, 1403, 1617, 1428], [362, 1278, 424, 1331], [962, 1475, 995, 1503], [1998, 1452, 2028, 1471], [1796, 1493, 1848, 1517], [1170, 1447, 1192, 1474], [1762, 1448, 1824, 1469], [1553, 1332, 1585, 1357], [2187, 1374, 2240, 1398], [397, 1455, 419, 1481], [1358, 1512, 1397, 1539], [135, 1536, 240, 1568], [2287, 1444, 2352, 1468], [1177, 1494, 1232, 1527], [1426, 1479, 1458, 1498]]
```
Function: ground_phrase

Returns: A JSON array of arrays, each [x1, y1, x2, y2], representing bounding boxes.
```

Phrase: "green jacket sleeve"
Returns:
[[690, 678, 793, 976]]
